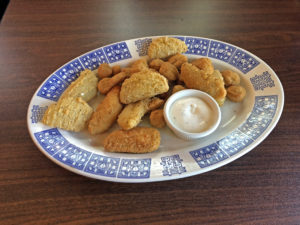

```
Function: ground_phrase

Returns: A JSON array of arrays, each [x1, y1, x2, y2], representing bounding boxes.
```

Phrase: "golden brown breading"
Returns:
[[88, 86, 123, 135], [60, 69, 98, 102], [42, 97, 93, 132], [180, 63, 227, 106], [226, 85, 246, 102], [121, 58, 148, 76], [117, 97, 164, 130], [149, 58, 164, 71], [120, 69, 169, 104], [98, 63, 113, 78], [103, 127, 160, 153], [168, 53, 188, 69], [150, 109, 166, 128], [172, 85, 185, 95], [97, 72, 128, 94], [191, 58, 214, 74], [148, 37, 188, 59], [147, 97, 164, 110], [221, 70, 240, 86], [159, 62, 179, 81], [112, 65, 121, 75]]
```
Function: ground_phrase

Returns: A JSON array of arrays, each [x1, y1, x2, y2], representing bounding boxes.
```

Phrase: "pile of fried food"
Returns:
[[42, 37, 246, 153]]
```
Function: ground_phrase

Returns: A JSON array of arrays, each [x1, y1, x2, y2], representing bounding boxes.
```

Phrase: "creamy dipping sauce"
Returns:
[[170, 97, 214, 133]]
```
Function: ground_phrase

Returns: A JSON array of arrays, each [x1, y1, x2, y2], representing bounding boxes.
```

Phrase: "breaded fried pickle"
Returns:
[[42, 97, 93, 132], [120, 70, 169, 104], [148, 37, 188, 59], [118, 97, 164, 130], [88, 86, 123, 135], [60, 69, 98, 102], [104, 127, 160, 153], [181, 63, 227, 106]]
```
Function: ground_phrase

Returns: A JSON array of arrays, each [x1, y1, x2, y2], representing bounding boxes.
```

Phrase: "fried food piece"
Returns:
[[98, 63, 112, 78], [168, 53, 188, 69], [88, 86, 123, 134], [149, 59, 164, 71], [221, 70, 240, 86], [122, 67, 140, 76], [42, 97, 93, 132], [148, 97, 164, 110], [121, 58, 148, 76], [60, 69, 98, 102], [120, 70, 169, 104], [97, 72, 128, 94], [159, 62, 179, 81], [172, 85, 185, 94], [104, 127, 160, 153], [148, 37, 188, 59], [112, 65, 121, 75], [226, 85, 246, 102], [131, 58, 149, 71], [117, 97, 164, 130], [191, 58, 214, 74], [181, 63, 227, 106], [150, 109, 166, 128]]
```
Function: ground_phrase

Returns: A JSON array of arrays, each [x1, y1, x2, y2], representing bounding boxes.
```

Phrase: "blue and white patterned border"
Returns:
[[190, 95, 278, 167]]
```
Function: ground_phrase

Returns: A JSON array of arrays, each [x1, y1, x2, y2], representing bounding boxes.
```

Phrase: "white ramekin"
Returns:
[[163, 89, 221, 140]]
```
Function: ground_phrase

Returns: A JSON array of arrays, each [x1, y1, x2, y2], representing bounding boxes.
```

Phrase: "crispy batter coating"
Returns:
[[168, 53, 188, 69], [221, 70, 240, 86], [121, 58, 149, 76], [131, 58, 149, 71], [98, 63, 113, 78], [159, 62, 179, 81], [104, 127, 160, 153], [191, 58, 214, 74], [42, 97, 93, 132], [117, 97, 164, 130], [181, 63, 227, 106], [88, 86, 123, 135], [112, 65, 121, 75], [172, 85, 185, 95], [97, 72, 128, 94], [149, 59, 164, 71], [150, 109, 166, 128], [60, 69, 98, 102], [120, 70, 169, 104], [148, 37, 188, 59], [226, 85, 246, 102]]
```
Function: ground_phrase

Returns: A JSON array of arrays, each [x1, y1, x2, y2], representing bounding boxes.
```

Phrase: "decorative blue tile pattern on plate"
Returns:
[[37, 75, 67, 101], [160, 154, 186, 176], [34, 128, 69, 155], [55, 58, 84, 84], [31, 105, 48, 123], [217, 130, 254, 156], [79, 49, 108, 70], [190, 143, 229, 168], [134, 38, 152, 56], [84, 154, 120, 177], [185, 37, 210, 56], [53, 144, 91, 170], [208, 41, 236, 62], [103, 42, 132, 63], [229, 49, 259, 74], [117, 158, 151, 179], [238, 95, 278, 140], [250, 71, 275, 91]]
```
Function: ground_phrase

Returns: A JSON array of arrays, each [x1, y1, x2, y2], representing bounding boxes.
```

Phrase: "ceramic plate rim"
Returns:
[[27, 35, 284, 183]]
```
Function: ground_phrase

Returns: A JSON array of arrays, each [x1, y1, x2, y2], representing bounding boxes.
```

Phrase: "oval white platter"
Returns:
[[27, 35, 284, 183]]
